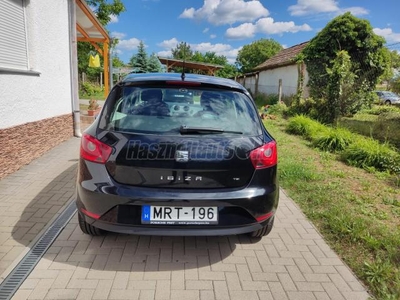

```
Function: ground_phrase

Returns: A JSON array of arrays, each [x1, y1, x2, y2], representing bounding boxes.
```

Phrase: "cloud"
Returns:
[[338, 7, 368, 16], [288, 0, 368, 17], [374, 28, 400, 43], [203, 28, 209, 33], [116, 38, 142, 53], [179, 0, 269, 25], [180, 7, 195, 19], [109, 14, 119, 23], [157, 50, 172, 57], [210, 34, 217, 39], [226, 17, 312, 39], [226, 23, 256, 39], [110, 31, 126, 39], [157, 38, 179, 50]]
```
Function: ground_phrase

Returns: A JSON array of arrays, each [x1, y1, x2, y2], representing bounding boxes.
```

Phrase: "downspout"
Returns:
[[68, 0, 82, 137]]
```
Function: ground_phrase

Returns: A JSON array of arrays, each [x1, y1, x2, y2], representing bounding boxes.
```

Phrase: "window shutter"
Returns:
[[0, 0, 28, 70]]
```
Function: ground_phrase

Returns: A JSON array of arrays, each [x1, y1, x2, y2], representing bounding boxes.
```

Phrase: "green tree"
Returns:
[[217, 64, 239, 79], [325, 50, 357, 123], [236, 38, 282, 73], [130, 41, 148, 73], [172, 42, 193, 60], [303, 12, 388, 100], [184, 50, 238, 78], [129, 46, 162, 73], [112, 56, 124, 68], [77, 0, 126, 76], [148, 53, 163, 73], [390, 50, 400, 69], [85, 0, 125, 25]]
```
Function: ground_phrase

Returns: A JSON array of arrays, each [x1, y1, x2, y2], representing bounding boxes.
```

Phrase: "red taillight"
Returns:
[[256, 211, 274, 222], [250, 141, 277, 169], [80, 208, 100, 220], [80, 133, 112, 164]]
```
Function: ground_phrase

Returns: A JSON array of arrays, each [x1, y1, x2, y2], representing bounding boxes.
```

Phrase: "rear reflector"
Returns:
[[80, 133, 112, 164], [80, 208, 101, 220], [256, 211, 274, 222], [250, 141, 277, 169]]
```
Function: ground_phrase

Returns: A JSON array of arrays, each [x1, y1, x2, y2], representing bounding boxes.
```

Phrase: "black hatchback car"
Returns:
[[76, 73, 279, 237]]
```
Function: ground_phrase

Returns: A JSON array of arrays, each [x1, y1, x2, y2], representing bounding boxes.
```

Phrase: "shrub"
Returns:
[[341, 138, 400, 173], [286, 115, 328, 140], [362, 105, 400, 115], [313, 127, 355, 152], [266, 103, 288, 116], [254, 93, 279, 108], [80, 81, 95, 96], [285, 97, 324, 120], [80, 81, 104, 97]]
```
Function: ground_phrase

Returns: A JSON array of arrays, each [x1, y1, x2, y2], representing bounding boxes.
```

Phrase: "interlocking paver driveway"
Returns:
[[0, 138, 371, 300]]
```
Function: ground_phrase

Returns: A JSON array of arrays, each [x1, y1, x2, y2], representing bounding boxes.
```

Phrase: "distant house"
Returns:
[[0, 0, 110, 179], [236, 42, 309, 98]]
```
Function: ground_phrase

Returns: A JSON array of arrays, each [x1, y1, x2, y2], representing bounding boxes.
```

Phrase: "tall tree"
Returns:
[[148, 53, 163, 73], [130, 41, 148, 73], [236, 39, 282, 73], [303, 12, 388, 100], [172, 42, 193, 60]]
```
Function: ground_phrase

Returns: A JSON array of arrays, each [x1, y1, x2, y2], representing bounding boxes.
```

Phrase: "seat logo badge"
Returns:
[[175, 150, 189, 162]]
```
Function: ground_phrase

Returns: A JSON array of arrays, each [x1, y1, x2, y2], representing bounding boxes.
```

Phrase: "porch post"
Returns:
[[103, 42, 109, 96]]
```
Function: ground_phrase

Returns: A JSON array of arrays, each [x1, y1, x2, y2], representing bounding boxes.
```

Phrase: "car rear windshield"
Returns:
[[98, 86, 262, 136]]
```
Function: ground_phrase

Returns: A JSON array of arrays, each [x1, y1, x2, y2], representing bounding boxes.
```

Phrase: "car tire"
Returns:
[[385, 100, 391, 105], [78, 213, 104, 236], [249, 216, 275, 238]]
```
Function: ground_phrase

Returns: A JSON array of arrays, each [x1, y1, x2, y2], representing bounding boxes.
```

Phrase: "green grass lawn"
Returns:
[[264, 116, 400, 299]]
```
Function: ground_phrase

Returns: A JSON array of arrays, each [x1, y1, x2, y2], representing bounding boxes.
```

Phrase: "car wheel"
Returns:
[[249, 216, 275, 238], [78, 212, 104, 236], [385, 100, 391, 105]]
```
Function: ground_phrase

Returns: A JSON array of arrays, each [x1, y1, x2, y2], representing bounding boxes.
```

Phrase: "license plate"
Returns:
[[141, 205, 218, 225]]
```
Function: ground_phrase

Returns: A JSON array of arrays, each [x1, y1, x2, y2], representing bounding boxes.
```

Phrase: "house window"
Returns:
[[0, 0, 29, 70]]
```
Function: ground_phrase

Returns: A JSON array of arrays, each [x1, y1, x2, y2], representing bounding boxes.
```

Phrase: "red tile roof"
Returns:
[[254, 42, 309, 71]]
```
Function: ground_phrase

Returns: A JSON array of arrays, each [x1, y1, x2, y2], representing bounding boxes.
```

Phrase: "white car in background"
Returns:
[[374, 91, 400, 105]]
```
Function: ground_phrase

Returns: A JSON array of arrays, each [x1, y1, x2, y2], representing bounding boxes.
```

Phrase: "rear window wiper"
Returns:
[[179, 125, 242, 135]]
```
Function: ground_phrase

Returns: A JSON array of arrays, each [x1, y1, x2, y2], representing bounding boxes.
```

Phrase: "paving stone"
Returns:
[[0, 137, 370, 300]]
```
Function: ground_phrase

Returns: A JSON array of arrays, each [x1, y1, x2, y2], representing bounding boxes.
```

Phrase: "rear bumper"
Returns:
[[76, 161, 279, 236], [79, 212, 272, 236]]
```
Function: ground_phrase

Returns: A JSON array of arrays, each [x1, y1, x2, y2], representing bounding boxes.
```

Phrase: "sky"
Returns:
[[105, 0, 400, 64]]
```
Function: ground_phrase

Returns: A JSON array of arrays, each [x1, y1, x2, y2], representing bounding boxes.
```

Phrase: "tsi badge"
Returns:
[[175, 150, 189, 162]]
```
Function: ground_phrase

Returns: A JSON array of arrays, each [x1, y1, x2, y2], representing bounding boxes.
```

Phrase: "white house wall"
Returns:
[[258, 65, 300, 96], [244, 75, 257, 95], [0, 0, 72, 129]]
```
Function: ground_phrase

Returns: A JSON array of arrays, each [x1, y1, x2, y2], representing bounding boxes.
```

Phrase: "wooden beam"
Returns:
[[103, 42, 109, 96], [77, 37, 107, 43], [90, 42, 103, 56], [75, 0, 109, 43], [76, 24, 103, 55]]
